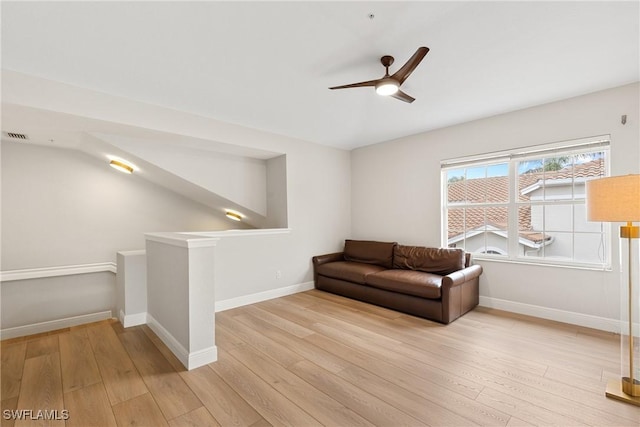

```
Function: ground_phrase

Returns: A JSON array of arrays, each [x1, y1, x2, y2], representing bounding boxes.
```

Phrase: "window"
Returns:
[[442, 137, 610, 269]]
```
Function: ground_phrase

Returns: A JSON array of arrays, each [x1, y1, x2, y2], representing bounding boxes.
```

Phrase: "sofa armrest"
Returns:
[[441, 264, 483, 324], [312, 252, 344, 286], [442, 264, 482, 288], [312, 252, 345, 267]]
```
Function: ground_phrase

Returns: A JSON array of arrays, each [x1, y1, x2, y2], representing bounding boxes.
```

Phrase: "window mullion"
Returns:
[[508, 160, 519, 258], [441, 169, 448, 247]]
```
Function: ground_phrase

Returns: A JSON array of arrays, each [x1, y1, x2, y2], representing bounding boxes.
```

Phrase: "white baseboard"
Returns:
[[122, 312, 147, 328], [479, 296, 620, 333], [215, 281, 315, 312], [146, 313, 217, 370], [146, 313, 189, 367], [188, 346, 218, 370], [0, 310, 113, 340]]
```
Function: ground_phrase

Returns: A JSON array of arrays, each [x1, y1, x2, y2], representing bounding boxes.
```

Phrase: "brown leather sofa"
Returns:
[[312, 240, 483, 324]]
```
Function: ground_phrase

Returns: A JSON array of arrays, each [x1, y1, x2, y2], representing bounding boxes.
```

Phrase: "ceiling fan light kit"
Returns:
[[329, 46, 429, 103], [375, 78, 399, 96]]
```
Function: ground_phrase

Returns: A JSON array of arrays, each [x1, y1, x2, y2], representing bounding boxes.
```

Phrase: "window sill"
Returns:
[[472, 255, 612, 272]]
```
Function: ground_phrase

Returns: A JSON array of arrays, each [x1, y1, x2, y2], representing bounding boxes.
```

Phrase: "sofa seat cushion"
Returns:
[[316, 261, 387, 285], [365, 269, 442, 299]]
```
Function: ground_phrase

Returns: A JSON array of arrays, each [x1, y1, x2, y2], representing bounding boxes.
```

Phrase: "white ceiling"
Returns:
[[2, 1, 639, 150]]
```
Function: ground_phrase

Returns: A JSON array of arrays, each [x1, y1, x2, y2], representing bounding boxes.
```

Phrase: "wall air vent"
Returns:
[[3, 132, 29, 140]]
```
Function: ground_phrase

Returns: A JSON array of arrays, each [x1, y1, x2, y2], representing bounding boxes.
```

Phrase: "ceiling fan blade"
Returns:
[[329, 79, 380, 90], [391, 90, 415, 103], [391, 46, 429, 85]]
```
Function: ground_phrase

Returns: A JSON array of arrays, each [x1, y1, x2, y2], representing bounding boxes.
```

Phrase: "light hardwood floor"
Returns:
[[2, 289, 639, 426]]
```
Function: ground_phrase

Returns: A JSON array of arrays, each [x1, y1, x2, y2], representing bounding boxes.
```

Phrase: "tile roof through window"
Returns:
[[446, 159, 604, 242]]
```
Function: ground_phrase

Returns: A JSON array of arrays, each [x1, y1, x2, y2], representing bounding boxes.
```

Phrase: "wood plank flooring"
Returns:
[[2, 289, 640, 426]]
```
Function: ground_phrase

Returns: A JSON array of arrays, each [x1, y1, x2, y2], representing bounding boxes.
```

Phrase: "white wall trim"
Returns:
[[122, 312, 147, 328], [479, 296, 620, 333], [184, 228, 292, 238], [188, 346, 218, 370], [145, 232, 219, 248], [215, 281, 314, 312], [146, 313, 217, 370], [0, 310, 113, 340], [145, 228, 292, 248], [146, 313, 190, 367], [0, 262, 117, 282], [117, 249, 146, 256]]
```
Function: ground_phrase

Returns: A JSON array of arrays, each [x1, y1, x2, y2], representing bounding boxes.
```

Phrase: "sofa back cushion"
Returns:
[[344, 240, 396, 269], [393, 245, 465, 275]]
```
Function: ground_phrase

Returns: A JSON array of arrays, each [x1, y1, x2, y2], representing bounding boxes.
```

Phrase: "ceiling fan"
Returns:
[[329, 46, 429, 103]]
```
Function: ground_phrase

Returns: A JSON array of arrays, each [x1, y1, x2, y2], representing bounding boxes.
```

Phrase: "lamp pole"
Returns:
[[620, 222, 639, 397]]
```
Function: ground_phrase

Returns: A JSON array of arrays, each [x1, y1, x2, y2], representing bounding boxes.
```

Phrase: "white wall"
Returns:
[[1, 272, 114, 330], [1, 140, 248, 333], [1, 140, 239, 269], [265, 155, 288, 229], [351, 83, 640, 327], [1, 72, 351, 334], [116, 250, 147, 327], [103, 137, 269, 216]]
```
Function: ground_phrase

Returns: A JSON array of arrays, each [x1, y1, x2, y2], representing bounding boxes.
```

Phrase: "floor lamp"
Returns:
[[586, 174, 640, 406]]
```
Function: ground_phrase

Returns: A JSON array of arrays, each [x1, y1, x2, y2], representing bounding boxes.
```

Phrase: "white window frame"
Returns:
[[441, 136, 611, 270]]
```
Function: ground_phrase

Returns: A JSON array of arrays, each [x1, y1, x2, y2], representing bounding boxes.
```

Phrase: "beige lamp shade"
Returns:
[[586, 174, 640, 222]]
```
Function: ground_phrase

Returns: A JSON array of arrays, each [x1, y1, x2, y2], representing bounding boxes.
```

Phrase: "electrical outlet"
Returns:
[[275, 270, 282, 279]]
